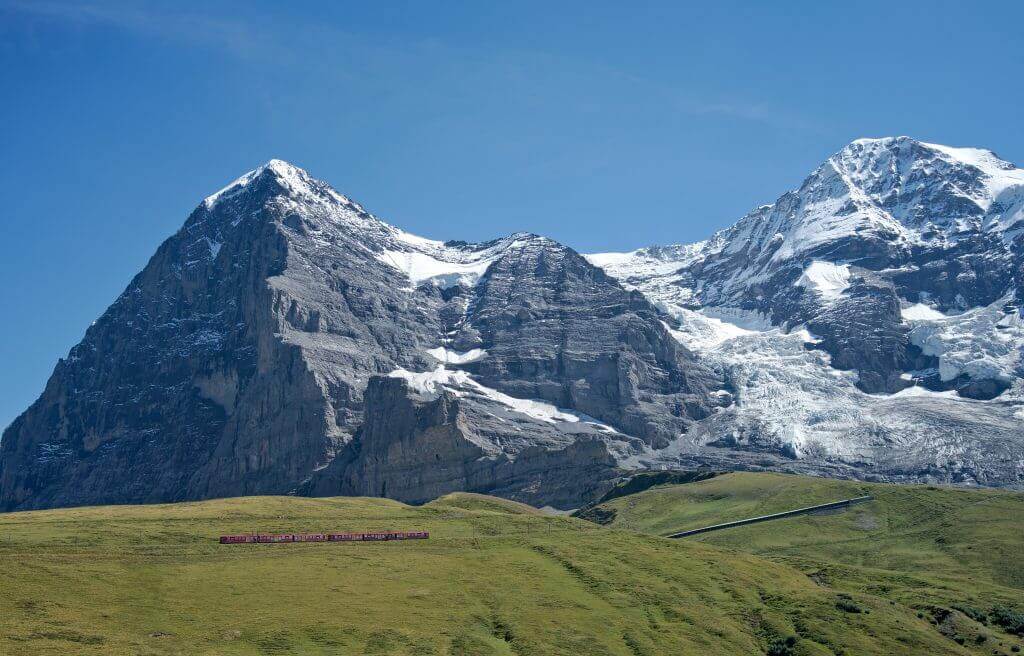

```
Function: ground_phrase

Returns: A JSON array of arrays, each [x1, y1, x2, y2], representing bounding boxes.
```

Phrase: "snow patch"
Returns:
[[376, 249, 498, 288], [901, 302, 946, 321], [204, 237, 222, 259], [376, 233, 531, 289], [923, 142, 1024, 206], [387, 366, 610, 426], [387, 366, 473, 396], [890, 385, 961, 399], [426, 347, 487, 365], [658, 306, 769, 351], [585, 243, 706, 280], [796, 261, 851, 301]]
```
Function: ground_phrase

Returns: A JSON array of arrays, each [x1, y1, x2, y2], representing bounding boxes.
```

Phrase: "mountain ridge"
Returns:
[[0, 155, 725, 510], [2, 137, 1023, 512]]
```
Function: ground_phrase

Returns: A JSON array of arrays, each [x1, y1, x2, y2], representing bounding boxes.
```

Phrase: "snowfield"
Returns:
[[796, 261, 851, 301], [376, 229, 535, 289], [901, 303, 946, 321], [425, 347, 488, 365], [906, 295, 1023, 384], [388, 365, 615, 428], [622, 302, 1024, 485]]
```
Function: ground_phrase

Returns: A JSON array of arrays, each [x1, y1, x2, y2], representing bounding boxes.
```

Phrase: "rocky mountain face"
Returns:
[[304, 374, 627, 509], [3, 138, 1024, 512], [0, 161, 723, 511]]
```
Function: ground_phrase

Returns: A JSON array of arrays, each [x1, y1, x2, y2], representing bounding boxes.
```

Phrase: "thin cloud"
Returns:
[[691, 101, 777, 122], [3, 0, 824, 136], [685, 99, 827, 133], [1, 0, 272, 60], [589, 66, 824, 133]]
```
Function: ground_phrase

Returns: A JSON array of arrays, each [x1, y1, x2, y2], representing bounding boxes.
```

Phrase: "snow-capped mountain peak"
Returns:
[[197, 160, 557, 291], [201, 159, 385, 236], [593, 137, 1024, 310], [205, 159, 325, 207], [579, 136, 1024, 488], [828, 137, 1024, 232]]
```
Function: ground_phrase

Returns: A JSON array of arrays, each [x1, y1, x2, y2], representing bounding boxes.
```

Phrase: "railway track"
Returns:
[[664, 495, 874, 539]]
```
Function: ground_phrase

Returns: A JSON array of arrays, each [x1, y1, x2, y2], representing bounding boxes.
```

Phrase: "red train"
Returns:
[[219, 531, 429, 544]]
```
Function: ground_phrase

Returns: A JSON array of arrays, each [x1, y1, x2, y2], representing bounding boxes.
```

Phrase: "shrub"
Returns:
[[767, 636, 797, 656], [992, 607, 1024, 636], [836, 595, 864, 614], [952, 604, 988, 625]]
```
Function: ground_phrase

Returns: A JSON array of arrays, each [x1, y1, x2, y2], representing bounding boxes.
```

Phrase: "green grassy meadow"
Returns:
[[1, 475, 1021, 655], [581, 471, 1024, 653]]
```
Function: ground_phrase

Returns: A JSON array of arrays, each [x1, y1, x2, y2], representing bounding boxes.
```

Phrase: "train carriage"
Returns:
[[220, 531, 429, 544]]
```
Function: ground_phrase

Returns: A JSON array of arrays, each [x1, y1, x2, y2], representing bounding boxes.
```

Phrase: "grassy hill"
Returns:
[[0, 480, 1020, 655], [579, 471, 1024, 652]]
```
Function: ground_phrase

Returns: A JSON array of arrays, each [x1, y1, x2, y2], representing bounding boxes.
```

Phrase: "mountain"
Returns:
[[2, 139, 1024, 512], [587, 137, 1024, 485], [0, 160, 724, 511]]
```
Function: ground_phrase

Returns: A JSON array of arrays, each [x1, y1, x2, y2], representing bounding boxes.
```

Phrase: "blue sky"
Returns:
[[2, 0, 1023, 430]]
